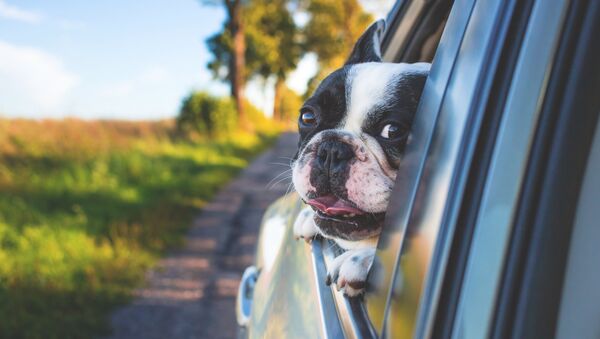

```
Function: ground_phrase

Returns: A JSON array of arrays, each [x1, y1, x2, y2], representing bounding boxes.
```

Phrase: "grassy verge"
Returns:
[[0, 119, 279, 338]]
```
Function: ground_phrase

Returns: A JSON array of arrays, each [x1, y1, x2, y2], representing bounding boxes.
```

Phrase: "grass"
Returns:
[[0, 118, 279, 338]]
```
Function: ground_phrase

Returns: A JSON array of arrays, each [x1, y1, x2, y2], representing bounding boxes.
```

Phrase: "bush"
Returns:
[[177, 91, 283, 138], [176, 92, 238, 138]]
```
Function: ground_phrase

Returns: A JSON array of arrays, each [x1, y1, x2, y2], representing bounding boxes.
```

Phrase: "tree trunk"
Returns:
[[272, 77, 285, 121], [227, 0, 250, 130]]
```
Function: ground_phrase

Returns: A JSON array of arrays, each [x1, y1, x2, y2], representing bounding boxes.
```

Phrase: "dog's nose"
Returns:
[[316, 141, 354, 174]]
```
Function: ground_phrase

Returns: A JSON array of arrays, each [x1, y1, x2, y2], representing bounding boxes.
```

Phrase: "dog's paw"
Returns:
[[293, 207, 319, 242], [326, 248, 376, 297]]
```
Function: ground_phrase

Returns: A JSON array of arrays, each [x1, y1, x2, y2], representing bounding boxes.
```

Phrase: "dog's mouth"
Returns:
[[306, 195, 384, 241], [306, 195, 366, 219]]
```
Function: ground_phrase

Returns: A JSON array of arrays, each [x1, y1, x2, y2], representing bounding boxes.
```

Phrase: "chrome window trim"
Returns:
[[310, 239, 345, 339], [450, 1, 570, 338], [322, 242, 377, 339]]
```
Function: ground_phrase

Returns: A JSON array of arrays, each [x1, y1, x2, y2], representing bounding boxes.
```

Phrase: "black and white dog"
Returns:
[[292, 20, 430, 296]]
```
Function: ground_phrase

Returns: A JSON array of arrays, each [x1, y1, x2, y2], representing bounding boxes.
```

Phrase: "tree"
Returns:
[[207, 0, 301, 122], [204, 0, 249, 129], [301, 0, 373, 96], [244, 0, 301, 120]]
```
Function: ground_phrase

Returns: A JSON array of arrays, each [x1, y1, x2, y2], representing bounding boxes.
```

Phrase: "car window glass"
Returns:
[[363, 0, 472, 334], [556, 117, 600, 339]]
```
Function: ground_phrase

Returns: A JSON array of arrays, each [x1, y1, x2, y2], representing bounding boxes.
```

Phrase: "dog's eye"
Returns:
[[300, 111, 317, 126], [380, 123, 402, 139]]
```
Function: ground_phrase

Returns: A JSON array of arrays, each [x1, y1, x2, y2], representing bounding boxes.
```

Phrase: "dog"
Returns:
[[291, 19, 430, 296]]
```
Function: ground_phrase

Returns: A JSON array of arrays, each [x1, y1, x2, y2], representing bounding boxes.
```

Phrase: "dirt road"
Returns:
[[108, 132, 298, 339]]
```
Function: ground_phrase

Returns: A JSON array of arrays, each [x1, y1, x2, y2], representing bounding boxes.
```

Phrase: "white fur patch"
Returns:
[[345, 152, 395, 213], [293, 207, 319, 240], [343, 63, 396, 133], [342, 62, 430, 134], [291, 153, 316, 201], [327, 248, 376, 297]]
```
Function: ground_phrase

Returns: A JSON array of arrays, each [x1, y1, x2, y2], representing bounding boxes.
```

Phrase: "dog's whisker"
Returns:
[[265, 170, 292, 188], [267, 177, 292, 190], [267, 175, 292, 190], [284, 181, 295, 196], [269, 162, 293, 167], [278, 156, 295, 167]]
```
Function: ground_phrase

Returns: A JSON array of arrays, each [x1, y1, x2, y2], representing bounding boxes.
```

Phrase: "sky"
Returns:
[[0, 0, 392, 120]]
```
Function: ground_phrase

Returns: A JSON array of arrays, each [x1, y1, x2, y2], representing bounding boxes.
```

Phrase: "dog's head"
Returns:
[[292, 20, 430, 242]]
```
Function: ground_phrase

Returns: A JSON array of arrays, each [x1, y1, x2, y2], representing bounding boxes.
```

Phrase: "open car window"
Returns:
[[313, 0, 456, 336]]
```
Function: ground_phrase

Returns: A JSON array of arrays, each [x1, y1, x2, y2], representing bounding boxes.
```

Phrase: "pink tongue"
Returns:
[[307, 195, 365, 216]]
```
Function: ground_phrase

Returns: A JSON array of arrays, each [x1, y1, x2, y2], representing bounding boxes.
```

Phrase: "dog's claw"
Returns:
[[326, 248, 375, 297]]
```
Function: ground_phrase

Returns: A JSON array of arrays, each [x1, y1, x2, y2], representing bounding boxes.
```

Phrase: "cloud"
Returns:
[[0, 40, 78, 116], [0, 0, 42, 24]]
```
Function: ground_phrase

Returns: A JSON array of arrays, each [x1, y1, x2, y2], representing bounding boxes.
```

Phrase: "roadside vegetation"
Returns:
[[0, 110, 279, 338]]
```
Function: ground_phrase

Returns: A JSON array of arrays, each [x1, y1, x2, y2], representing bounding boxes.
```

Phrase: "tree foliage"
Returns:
[[303, 0, 373, 70], [301, 0, 373, 97], [206, 0, 301, 120], [203, 0, 374, 123], [276, 85, 303, 123], [208, 0, 300, 81], [244, 0, 301, 80]]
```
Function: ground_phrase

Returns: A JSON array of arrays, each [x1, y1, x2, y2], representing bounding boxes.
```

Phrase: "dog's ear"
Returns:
[[345, 19, 386, 65]]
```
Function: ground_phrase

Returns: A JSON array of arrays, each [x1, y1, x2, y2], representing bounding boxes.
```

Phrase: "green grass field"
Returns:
[[0, 119, 278, 338]]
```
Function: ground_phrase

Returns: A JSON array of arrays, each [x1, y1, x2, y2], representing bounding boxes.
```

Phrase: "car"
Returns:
[[236, 0, 600, 337]]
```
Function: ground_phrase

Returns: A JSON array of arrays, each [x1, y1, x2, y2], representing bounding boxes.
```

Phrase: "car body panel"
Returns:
[[247, 194, 319, 338], [248, 193, 346, 339]]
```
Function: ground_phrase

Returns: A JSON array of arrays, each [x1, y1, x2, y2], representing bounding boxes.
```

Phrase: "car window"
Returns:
[[555, 117, 600, 339], [310, 0, 454, 336], [362, 0, 476, 335], [376, 0, 507, 335]]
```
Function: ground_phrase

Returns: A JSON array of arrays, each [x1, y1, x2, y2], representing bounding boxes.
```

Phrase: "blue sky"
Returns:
[[0, 0, 391, 120]]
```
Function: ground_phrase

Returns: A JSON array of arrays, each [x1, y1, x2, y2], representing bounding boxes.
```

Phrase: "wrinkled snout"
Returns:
[[315, 140, 355, 177]]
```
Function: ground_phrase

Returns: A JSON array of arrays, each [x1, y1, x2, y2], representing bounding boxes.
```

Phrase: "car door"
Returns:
[[364, 0, 599, 338], [391, 0, 599, 338]]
